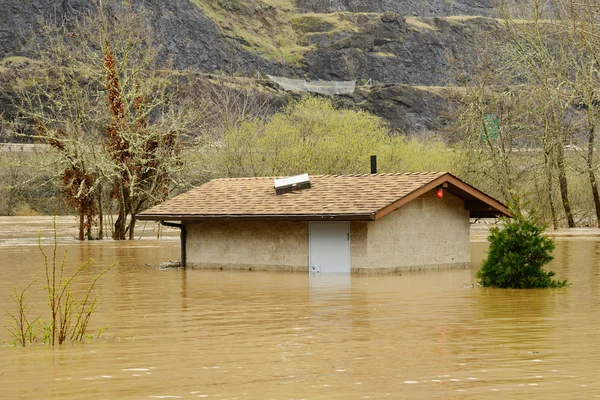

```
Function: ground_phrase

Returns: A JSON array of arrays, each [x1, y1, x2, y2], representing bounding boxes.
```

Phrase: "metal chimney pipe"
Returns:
[[370, 155, 377, 174]]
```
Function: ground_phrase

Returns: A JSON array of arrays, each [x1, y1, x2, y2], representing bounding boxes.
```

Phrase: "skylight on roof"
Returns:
[[274, 174, 311, 195]]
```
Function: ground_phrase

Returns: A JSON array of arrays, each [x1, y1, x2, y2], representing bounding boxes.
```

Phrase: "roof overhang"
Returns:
[[373, 173, 511, 220], [136, 213, 377, 222]]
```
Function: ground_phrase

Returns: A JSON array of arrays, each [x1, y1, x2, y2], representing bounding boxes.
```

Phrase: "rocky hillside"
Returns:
[[0, 0, 282, 74], [0, 0, 504, 133], [296, 13, 498, 85], [295, 0, 498, 16]]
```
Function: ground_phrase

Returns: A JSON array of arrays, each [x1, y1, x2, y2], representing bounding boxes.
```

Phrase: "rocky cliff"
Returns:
[[0, 0, 502, 133], [0, 0, 283, 74], [295, 13, 498, 85], [296, 0, 498, 17]]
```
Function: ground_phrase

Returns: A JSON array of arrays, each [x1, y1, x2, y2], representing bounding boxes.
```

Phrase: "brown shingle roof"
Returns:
[[137, 172, 510, 221]]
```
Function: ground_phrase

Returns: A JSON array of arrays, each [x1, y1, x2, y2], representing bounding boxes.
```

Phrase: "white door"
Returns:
[[309, 222, 350, 273]]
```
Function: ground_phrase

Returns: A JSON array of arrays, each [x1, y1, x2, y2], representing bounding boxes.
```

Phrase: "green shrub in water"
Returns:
[[476, 211, 568, 289]]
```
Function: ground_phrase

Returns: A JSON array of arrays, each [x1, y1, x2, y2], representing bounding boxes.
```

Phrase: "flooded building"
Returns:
[[137, 172, 510, 273]]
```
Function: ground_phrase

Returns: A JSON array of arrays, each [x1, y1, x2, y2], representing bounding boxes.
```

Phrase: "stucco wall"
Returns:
[[350, 191, 470, 273], [184, 191, 470, 273], [186, 220, 309, 271]]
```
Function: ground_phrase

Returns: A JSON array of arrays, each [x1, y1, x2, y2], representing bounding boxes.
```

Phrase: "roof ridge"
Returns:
[[211, 172, 449, 181], [212, 176, 275, 181], [322, 171, 447, 177]]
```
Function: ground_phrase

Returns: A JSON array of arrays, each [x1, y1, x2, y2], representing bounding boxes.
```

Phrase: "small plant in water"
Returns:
[[476, 207, 568, 289], [6, 282, 39, 346], [5, 222, 115, 346]]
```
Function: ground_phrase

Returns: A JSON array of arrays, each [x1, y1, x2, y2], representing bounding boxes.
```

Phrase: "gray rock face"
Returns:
[[300, 15, 500, 86], [338, 84, 452, 133], [0, 0, 85, 60], [139, 0, 287, 75], [296, 0, 497, 17], [144, 0, 248, 72], [0, 0, 495, 83], [0, 0, 288, 75]]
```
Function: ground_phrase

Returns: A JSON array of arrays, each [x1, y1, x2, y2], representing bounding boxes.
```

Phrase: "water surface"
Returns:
[[1, 218, 599, 399]]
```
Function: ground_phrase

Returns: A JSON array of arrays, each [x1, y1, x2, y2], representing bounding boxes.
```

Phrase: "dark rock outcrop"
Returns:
[[138, 0, 290, 75], [339, 84, 453, 133], [0, 0, 289, 76], [1, 0, 501, 82], [0, 0, 89, 61], [299, 14, 500, 86], [296, 0, 498, 17]]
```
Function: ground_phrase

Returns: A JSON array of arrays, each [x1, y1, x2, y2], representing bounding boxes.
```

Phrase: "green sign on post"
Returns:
[[481, 114, 499, 141]]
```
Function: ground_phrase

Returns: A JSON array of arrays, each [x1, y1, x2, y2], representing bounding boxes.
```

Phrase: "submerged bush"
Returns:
[[5, 223, 115, 346], [476, 211, 568, 289]]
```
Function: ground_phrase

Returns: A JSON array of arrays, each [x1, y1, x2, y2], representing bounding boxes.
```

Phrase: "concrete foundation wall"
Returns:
[[186, 220, 309, 271], [351, 191, 470, 273]]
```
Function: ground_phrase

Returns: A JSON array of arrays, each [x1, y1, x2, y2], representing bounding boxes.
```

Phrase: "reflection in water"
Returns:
[[559, 239, 571, 278], [594, 242, 600, 294], [309, 273, 352, 330], [475, 288, 558, 359], [309, 272, 351, 302], [1, 218, 600, 399], [180, 267, 188, 311]]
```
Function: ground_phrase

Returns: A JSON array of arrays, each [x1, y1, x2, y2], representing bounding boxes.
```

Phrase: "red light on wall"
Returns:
[[436, 187, 444, 199]]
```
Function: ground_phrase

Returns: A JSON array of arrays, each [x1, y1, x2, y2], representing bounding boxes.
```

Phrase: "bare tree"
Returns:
[[498, 0, 578, 226], [452, 0, 600, 226], [9, 18, 107, 238], [452, 41, 540, 210], [553, 0, 600, 227], [96, 5, 200, 240], [10, 2, 201, 239]]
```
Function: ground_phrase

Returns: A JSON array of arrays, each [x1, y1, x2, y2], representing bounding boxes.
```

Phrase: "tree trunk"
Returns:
[[587, 169, 600, 228], [586, 125, 600, 227], [556, 145, 575, 227], [78, 212, 85, 241], [97, 190, 104, 240], [85, 213, 92, 240], [128, 215, 136, 240], [113, 211, 126, 240], [6, 187, 16, 216], [113, 186, 129, 240], [544, 151, 558, 230]]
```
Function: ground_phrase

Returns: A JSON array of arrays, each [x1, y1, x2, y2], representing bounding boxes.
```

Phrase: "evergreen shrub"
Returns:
[[476, 211, 568, 289]]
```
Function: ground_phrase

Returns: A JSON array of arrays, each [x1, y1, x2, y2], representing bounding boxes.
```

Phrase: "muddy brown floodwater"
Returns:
[[1, 217, 600, 399]]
